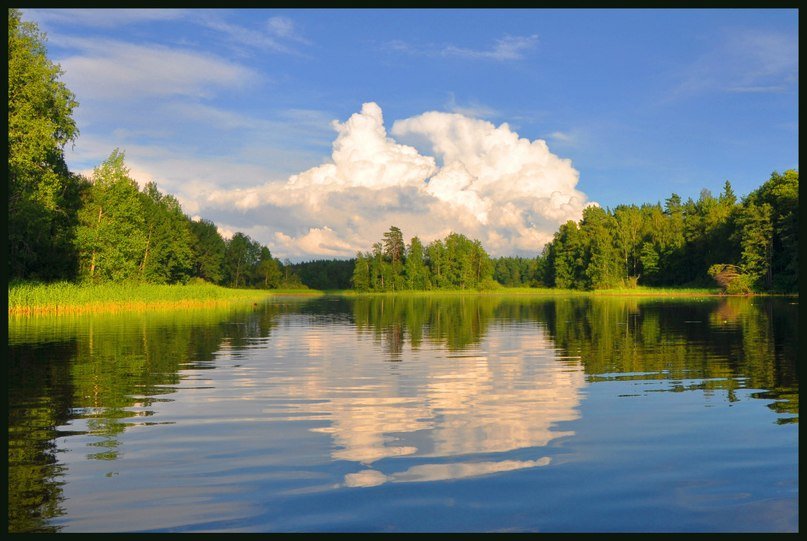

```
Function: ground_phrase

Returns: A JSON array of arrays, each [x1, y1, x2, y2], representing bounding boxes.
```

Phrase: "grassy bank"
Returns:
[[8, 281, 322, 316], [330, 286, 726, 297]]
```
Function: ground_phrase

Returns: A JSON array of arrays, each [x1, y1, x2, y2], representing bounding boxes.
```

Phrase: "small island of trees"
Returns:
[[351, 227, 496, 292]]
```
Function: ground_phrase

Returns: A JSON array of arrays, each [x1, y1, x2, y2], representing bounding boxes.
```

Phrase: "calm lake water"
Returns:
[[8, 295, 798, 533]]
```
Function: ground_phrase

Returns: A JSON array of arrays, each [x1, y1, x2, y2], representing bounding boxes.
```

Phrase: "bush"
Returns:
[[622, 275, 640, 289], [478, 278, 502, 291], [708, 264, 749, 293], [725, 273, 753, 295]]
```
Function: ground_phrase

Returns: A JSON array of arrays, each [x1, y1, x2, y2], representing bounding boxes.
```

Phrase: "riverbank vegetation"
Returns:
[[335, 286, 723, 298], [8, 280, 322, 316]]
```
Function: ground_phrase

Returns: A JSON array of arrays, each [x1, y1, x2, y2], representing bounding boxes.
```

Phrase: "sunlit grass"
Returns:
[[10, 281, 776, 316], [8, 281, 322, 316], [589, 286, 721, 296], [335, 286, 724, 297]]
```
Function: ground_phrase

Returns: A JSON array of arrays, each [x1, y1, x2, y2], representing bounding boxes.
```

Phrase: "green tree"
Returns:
[[742, 170, 798, 291], [426, 239, 448, 289], [580, 206, 621, 289], [551, 220, 585, 289], [443, 232, 470, 288], [278, 258, 305, 288], [492, 256, 536, 287], [639, 241, 660, 281], [8, 9, 81, 280], [404, 237, 429, 290], [370, 242, 387, 290], [224, 232, 260, 288], [352, 228, 493, 292], [289, 259, 355, 289], [636, 203, 666, 284], [189, 218, 226, 284], [493, 257, 514, 286], [75, 150, 147, 283], [661, 193, 687, 283], [352, 252, 371, 292], [737, 201, 774, 289], [468, 239, 493, 288], [255, 246, 282, 288], [138, 182, 194, 284], [383, 226, 406, 290], [613, 204, 643, 279]]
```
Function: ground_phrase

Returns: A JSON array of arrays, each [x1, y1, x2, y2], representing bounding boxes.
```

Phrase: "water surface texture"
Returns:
[[8, 295, 798, 532]]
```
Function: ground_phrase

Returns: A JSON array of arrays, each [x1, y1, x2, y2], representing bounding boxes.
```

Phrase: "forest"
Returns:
[[8, 9, 799, 295], [536, 173, 798, 293]]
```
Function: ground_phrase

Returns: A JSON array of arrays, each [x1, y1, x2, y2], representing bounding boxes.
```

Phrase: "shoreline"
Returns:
[[330, 287, 797, 298], [9, 282, 796, 316]]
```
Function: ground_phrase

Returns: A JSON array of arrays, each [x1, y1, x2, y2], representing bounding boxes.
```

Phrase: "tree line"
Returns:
[[350, 169, 799, 294], [8, 10, 301, 289], [351, 226, 497, 291], [536, 173, 798, 293]]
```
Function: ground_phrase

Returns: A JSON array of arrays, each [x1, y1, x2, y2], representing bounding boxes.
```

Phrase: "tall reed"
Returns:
[[7, 281, 318, 316]]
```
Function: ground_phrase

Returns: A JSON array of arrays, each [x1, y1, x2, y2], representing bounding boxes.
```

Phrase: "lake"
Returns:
[[7, 294, 798, 533]]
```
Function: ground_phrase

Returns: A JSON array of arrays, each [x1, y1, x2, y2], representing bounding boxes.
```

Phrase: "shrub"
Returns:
[[478, 278, 502, 291], [708, 264, 752, 294], [725, 273, 753, 295], [622, 275, 641, 289]]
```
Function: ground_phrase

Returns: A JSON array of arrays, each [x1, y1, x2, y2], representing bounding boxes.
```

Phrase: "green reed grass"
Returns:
[[589, 286, 721, 296], [8, 281, 321, 316], [337, 285, 722, 297]]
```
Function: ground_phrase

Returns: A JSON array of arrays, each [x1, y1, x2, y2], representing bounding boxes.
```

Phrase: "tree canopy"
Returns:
[[352, 226, 494, 292], [537, 173, 798, 293], [8, 8, 81, 280]]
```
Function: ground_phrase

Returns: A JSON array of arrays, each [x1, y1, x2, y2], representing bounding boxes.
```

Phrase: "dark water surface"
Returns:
[[7, 295, 798, 532]]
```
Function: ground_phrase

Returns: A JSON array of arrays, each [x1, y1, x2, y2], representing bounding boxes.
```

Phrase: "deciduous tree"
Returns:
[[8, 9, 81, 280]]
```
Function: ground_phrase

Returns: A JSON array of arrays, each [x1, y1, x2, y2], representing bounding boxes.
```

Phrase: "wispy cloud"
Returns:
[[22, 8, 187, 29], [26, 9, 312, 58], [387, 34, 539, 62], [167, 102, 334, 149], [266, 16, 310, 44], [725, 85, 789, 94], [442, 34, 539, 61], [666, 27, 798, 100], [192, 12, 310, 56], [52, 34, 259, 102], [547, 131, 576, 145], [444, 93, 497, 119]]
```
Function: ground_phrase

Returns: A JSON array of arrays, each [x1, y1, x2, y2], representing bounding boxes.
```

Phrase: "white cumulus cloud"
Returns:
[[173, 102, 593, 260]]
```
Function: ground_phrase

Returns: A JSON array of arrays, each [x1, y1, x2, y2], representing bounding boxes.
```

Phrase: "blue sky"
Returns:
[[21, 8, 798, 261]]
